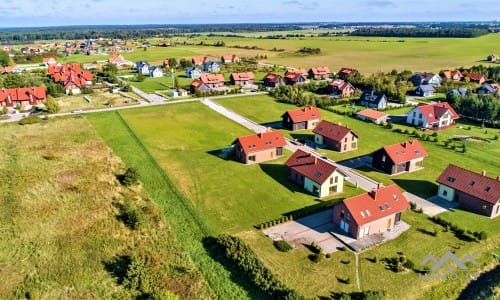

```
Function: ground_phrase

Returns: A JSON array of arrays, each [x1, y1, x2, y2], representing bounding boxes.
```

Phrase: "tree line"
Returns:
[[350, 27, 489, 38], [447, 93, 499, 124]]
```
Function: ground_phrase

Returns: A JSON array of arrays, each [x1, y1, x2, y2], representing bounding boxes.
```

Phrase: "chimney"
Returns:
[[481, 170, 486, 176]]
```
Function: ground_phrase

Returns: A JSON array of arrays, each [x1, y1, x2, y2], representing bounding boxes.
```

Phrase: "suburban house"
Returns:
[[0, 66, 21, 74], [446, 88, 468, 99], [158, 41, 171, 47], [308, 66, 331, 80], [487, 54, 498, 62], [440, 70, 463, 81], [48, 64, 93, 94], [408, 72, 442, 86], [285, 149, 345, 198], [333, 184, 410, 240], [230, 72, 255, 86], [203, 61, 221, 73], [436, 164, 500, 218], [414, 84, 435, 97], [108, 54, 133, 67], [192, 56, 209, 65], [136, 61, 151, 75], [466, 73, 486, 84], [263, 73, 284, 88], [372, 140, 428, 175], [286, 68, 308, 77], [284, 71, 307, 85], [359, 90, 388, 109], [313, 120, 358, 152], [0, 87, 46, 108], [42, 57, 57, 66], [329, 79, 355, 98], [338, 67, 359, 80], [149, 66, 163, 78], [232, 130, 286, 164], [476, 83, 499, 95], [281, 106, 321, 131], [189, 74, 225, 93], [406, 102, 459, 129], [356, 109, 389, 124], [186, 67, 202, 79], [221, 54, 240, 64]]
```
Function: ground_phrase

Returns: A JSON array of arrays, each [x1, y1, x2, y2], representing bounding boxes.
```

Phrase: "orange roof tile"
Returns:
[[233, 131, 286, 154], [283, 107, 321, 123], [285, 149, 339, 184], [383, 140, 428, 164], [357, 109, 389, 120]]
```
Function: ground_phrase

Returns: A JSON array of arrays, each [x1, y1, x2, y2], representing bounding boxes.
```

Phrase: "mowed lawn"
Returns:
[[216, 95, 500, 198], [119, 102, 363, 233]]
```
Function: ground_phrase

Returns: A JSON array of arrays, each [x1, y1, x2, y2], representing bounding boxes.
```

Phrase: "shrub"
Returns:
[[325, 253, 331, 259], [122, 167, 139, 186], [478, 231, 487, 240], [409, 202, 416, 210], [411, 129, 417, 136], [403, 259, 415, 270], [309, 253, 322, 263], [120, 199, 146, 230], [274, 240, 292, 252], [432, 132, 438, 137], [416, 208, 423, 214], [19, 115, 41, 125], [386, 122, 394, 129]]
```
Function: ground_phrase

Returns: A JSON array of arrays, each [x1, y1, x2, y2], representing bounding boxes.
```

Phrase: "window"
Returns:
[[365, 209, 371, 216], [470, 181, 475, 186], [496, 205, 499, 215], [248, 155, 256, 161], [344, 144, 347, 151], [482, 205, 487, 210], [419, 113, 422, 119], [330, 177, 334, 184], [346, 213, 351, 221], [485, 186, 491, 192], [447, 177, 456, 183], [341, 211, 345, 219], [351, 142, 357, 149], [335, 176, 339, 183], [344, 137, 348, 143], [379, 205, 384, 211], [381, 155, 386, 162], [360, 211, 365, 218], [413, 111, 416, 117], [443, 190, 448, 197], [415, 160, 424, 168], [385, 203, 390, 209]]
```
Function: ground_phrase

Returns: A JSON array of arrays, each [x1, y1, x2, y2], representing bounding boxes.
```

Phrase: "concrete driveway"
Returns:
[[263, 209, 344, 254]]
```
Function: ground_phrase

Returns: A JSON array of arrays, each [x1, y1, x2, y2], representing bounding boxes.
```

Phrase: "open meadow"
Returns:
[[0, 117, 212, 299]]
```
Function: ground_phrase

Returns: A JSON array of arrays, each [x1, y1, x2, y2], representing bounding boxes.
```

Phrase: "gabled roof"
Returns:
[[381, 139, 428, 164], [284, 72, 307, 83], [359, 90, 386, 105], [343, 184, 409, 226], [285, 68, 307, 77], [108, 54, 125, 63], [285, 149, 339, 185], [466, 73, 485, 82], [357, 108, 388, 120], [313, 120, 358, 143], [200, 73, 224, 84], [440, 70, 463, 79], [437, 164, 500, 205], [282, 107, 321, 123], [233, 131, 286, 154], [192, 56, 208, 64], [230, 72, 255, 81], [447, 88, 468, 97], [412, 72, 440, 81], [338, 67, 358, 76], [329, 79, 354, 91], [222, 54, 238, 61], [0, 86, 46, 103], [186, 66, 201, 72], [416, 84, 435, 93], [263, 73, 282, 83], [413, 102, 459, 124], [310, 66, 331, 75]]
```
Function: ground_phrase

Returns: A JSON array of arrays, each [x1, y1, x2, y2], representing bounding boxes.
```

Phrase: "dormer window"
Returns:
[[447, 177, 456, 183], [365, 209, 371, 216], [469, 181, 475, 186], [485, 186, 491, 192]]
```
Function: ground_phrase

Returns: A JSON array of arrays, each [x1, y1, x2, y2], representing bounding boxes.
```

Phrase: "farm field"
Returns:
[[0, 117, 211, 299], [117, 102, 365, 233], [53, 33, 499, 74], [215, 95, 500, 198]]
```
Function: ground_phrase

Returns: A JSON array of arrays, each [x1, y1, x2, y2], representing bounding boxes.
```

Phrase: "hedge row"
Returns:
[[430, 216, 487, 241], [215, 234, 304, 300]]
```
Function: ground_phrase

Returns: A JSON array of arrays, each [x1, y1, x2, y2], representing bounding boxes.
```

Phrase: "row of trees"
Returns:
[[447, 93, 499, 124], [346, 70, 414, 103], [350, 27, 489, 38]]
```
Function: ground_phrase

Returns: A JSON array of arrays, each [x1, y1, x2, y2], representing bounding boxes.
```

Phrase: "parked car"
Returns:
[[71, 109, 83, 114]]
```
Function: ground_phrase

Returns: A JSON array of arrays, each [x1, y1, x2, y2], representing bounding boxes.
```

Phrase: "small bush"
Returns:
[[325, 253, 331, 259], [122, 167, 139, 186], [403, 259, 415, 270], [274, 240, 292, 252], [478, 231, 487, 240], [409, 202, 416, 210], [19, 115, 41, 125], [120, 199, 146, 230], [432, 132, 438, 137], [309, 253, 322, 263]]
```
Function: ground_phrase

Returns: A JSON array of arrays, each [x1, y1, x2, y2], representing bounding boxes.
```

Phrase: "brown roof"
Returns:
[[263, 73, 282, 83], [312, 120, 357, 143], [338, 67, 358, 76], [192, 56, 208, 64], [466, 73, 485, 82], [382, 139, 428, 164], [310, 66, 331, 76], [329, 79, 354, 91], [282, 107, 321, 123], [343, 184, 409, 226], [436, 164, 500, 205], [285, 149, 339, 185], [440, 70, 463, 79], [231, 72, 254, 81], [200, 73, 225, 84], [233, 131, 286, 154], [285, 68, 307, 77], [414, 102, 459, 124], [284, 72, 306, 83], [357, 109, 389, 120]]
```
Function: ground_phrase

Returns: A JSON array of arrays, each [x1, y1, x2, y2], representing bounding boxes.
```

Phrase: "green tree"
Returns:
[[44, 95, 60, 113], [0, 49, 12, 67]]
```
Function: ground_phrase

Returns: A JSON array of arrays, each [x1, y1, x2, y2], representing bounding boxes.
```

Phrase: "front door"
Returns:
[[395, 212, 401, 224], [387, 218, 392, 229]]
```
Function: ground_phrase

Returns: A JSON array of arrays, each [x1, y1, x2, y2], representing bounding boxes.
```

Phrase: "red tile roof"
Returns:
[[233, 131, 286, 154], [466, 73, 485, 82], [200, 73, 225, 84], [441, 70, 463, 80], [285, 149, 339, 185], [338, 67, 358, 76], [283, 107, 321, 123], [357, 109, 389, 120], [48, 64, 92, 89], [310, 66, 331, 76], [343, 184, 409, 226], [285, 68, 308, 77], [383, 139, 428, 164], [414, 102, 459, 124], [329, 79, 353, 91], [263, 73, 282, 83], [231, 72, 254, 81], [313, 120, 357, 143], [0, 87, 46, 105], [108, 54, 125, 63], [222, 54, 239, 62], [436, 164, 500, 205], [192, 56, 208, 64], [284, 72, 306, 83]]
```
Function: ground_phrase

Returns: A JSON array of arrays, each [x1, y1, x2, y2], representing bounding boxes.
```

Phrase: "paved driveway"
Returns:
[[263, 209, 344, 254], [403, 192, 458, 217]]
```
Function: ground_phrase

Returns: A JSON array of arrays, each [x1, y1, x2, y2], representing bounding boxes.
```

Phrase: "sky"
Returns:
[[0, 0, 499, 28]]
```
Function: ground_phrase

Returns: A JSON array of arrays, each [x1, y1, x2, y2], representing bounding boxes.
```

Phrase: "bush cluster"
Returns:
[[273, 240, 292, 252], [19, 115, 41, 125], [430, 216, 487, 241]]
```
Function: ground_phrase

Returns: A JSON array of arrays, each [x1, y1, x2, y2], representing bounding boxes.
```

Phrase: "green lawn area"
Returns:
[[215, 95, 500, 198], [54, 89, 139, 112], [127, 76, 171, 93], [119, 102, 364, 234]]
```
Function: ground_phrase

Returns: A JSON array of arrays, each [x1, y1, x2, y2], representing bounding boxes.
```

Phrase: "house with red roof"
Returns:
[[192, 56, 209, 65], [281, 107, 321, 131], [108, 54, 133, 67], [313, 120, 358, 152], [440, 70, 463, 81], [189, 73, 225, 93], [333, 184, 410, 239], [284, 70, 307, 85], [230, 72, 255, 86], [221, 54, 240, 64], [308, 66, 331, 80], [372, 140, 428, 175], [466, 73, 486, 84], [0, 87, 46, 108], [285, 149, 345, 198], [406, 102, 459, 129], [48, 64, 93, 94], [356, 109, 389, 124], [262, 73, 284, 88], [329, 79, 355, 98], [436, 164, 500, 218], [42, 57, 57, 66], [338, 67, 359, 80], [232, 130, 286, 164]]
